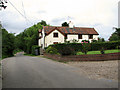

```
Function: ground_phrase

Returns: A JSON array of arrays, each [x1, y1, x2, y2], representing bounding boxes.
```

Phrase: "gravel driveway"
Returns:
[[67, 60, 118, 81]]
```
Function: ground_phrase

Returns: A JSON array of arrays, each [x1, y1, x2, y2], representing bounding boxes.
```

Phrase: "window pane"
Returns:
[[78, 34, 82, 39], [89, 35, 93, 39], [53, 33, 58, 37]]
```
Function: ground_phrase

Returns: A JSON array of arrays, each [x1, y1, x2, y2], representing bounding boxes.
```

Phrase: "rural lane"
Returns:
[[2, 53, 118, 88]]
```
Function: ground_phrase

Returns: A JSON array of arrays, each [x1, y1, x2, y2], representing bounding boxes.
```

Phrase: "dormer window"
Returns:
[[53, 33, 58, 38]]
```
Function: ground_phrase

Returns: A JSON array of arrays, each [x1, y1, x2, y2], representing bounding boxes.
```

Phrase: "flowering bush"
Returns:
[[81, 41, 90, 54]]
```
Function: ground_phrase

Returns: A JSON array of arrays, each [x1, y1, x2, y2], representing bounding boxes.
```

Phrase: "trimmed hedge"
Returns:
[[50, 43, 83, 52], [47, 40, 120, 55], [90, 40, 120, 51]]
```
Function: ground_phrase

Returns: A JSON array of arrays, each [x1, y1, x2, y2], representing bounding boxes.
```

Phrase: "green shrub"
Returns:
[[91, 40, 97, 43], [81, 42, 91, 54], [58, 46, 75, 55], [50, 43, 82, 53], [45, 46, 58, 54], [48, 40, 120, 55], [90, 40, 120, 51], [116, 45, 120, 49], [100, 47, 105, 54], [31, 45, 40, 55]]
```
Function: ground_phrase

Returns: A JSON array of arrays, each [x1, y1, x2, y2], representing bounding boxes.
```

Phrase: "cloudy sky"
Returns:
[[0, 0, 119, 40]]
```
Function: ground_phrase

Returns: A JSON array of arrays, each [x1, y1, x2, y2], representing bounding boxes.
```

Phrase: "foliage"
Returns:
[[39, 20, 47, 26], [98, 37, 105, 42], [81, 41, 90, 54], [100, 47, 105, 54], [58, 46, 75, 55], [13, 49, 23, 54], [48, 40, 120, 55], [81, 40, 90, 43], [109, 33, 119, 41], [2, 28, 15, 58], [116, 46, 120, 49], [109, 28, 120, 41], [45, 46, 58, 54], [51, 43, 82, 54], [49, 43, 82, 55], [31, 45, 40, 55], [90, 40, 120, 51], [115, 28, 120, 37], [15, 20, 48, 54], [77, 49, 120, 55], [62, 22, 69, 27], [91, 39, 97, 43]]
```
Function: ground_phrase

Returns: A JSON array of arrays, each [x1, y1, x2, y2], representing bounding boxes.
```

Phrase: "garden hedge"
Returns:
[[48, 40, 120, 55], [90, 40, 120, 51]]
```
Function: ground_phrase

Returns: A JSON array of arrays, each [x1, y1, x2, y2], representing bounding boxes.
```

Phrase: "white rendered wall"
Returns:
[[45, 30, 64, 47], [67, 34, 78, 41]]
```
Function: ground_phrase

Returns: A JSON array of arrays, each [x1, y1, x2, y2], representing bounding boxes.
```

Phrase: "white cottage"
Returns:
[[38, 22, 99, 49]]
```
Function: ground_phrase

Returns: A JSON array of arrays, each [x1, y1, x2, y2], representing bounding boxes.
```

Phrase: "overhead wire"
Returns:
[[21, 0, 26, 20], [8, 0, 33, 25]]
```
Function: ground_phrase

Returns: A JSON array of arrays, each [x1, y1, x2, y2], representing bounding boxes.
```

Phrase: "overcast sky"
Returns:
[[0, 0, 119, 40]]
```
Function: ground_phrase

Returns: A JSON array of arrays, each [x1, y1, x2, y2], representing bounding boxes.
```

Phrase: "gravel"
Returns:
[[67, 60, 118, 81]]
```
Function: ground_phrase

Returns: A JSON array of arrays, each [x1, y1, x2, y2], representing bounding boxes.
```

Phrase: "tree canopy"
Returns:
[[109, 28, 120, 41], [15, 20, 48, 54], [62, 22, 69, 27], [2, 28, 15, 58]]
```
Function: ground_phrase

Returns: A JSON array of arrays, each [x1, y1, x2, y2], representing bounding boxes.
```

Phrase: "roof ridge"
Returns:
[[44, 26, 94, 29]]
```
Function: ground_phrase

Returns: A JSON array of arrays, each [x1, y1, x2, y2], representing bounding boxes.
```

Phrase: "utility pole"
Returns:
[[0, 0, 7, 59]]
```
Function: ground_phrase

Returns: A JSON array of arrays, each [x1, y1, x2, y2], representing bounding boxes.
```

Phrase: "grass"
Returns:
[[77, 49, 120, 55]]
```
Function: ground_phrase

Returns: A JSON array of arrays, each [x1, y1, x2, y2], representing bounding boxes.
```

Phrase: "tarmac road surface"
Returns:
[[2, 53, 118, 88]]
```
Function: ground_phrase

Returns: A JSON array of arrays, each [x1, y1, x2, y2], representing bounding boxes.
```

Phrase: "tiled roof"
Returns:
[[39, 26, 99, 35]]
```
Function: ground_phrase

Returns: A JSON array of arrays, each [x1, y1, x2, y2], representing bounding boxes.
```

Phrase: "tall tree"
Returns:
[[2, 28, 15, 58], [15, 21, 47, 54]]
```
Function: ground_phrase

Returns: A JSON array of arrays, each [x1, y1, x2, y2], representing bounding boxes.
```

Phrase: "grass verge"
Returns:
[[77, 49, 120, 55]]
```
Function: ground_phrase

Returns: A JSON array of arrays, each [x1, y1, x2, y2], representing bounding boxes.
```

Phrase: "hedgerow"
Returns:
[[46, 40, 120, 55]]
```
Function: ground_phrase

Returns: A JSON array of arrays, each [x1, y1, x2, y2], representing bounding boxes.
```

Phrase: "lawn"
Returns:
[[77, 49, 120, 55]]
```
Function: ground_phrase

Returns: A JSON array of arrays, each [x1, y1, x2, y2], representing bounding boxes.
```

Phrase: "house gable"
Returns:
[[46, 27, 65, 37]]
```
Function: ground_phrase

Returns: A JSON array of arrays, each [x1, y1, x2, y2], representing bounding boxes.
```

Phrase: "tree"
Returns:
[[98, 37, 105, 42], [15, 21, 48, 54], [39, 20, 47, 26], [2, 28, 15, 58], [109, 28, 120, 41], [109, 33, 119, 41], [115, 28, 120, 37], [62, 22, 69, 27]]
